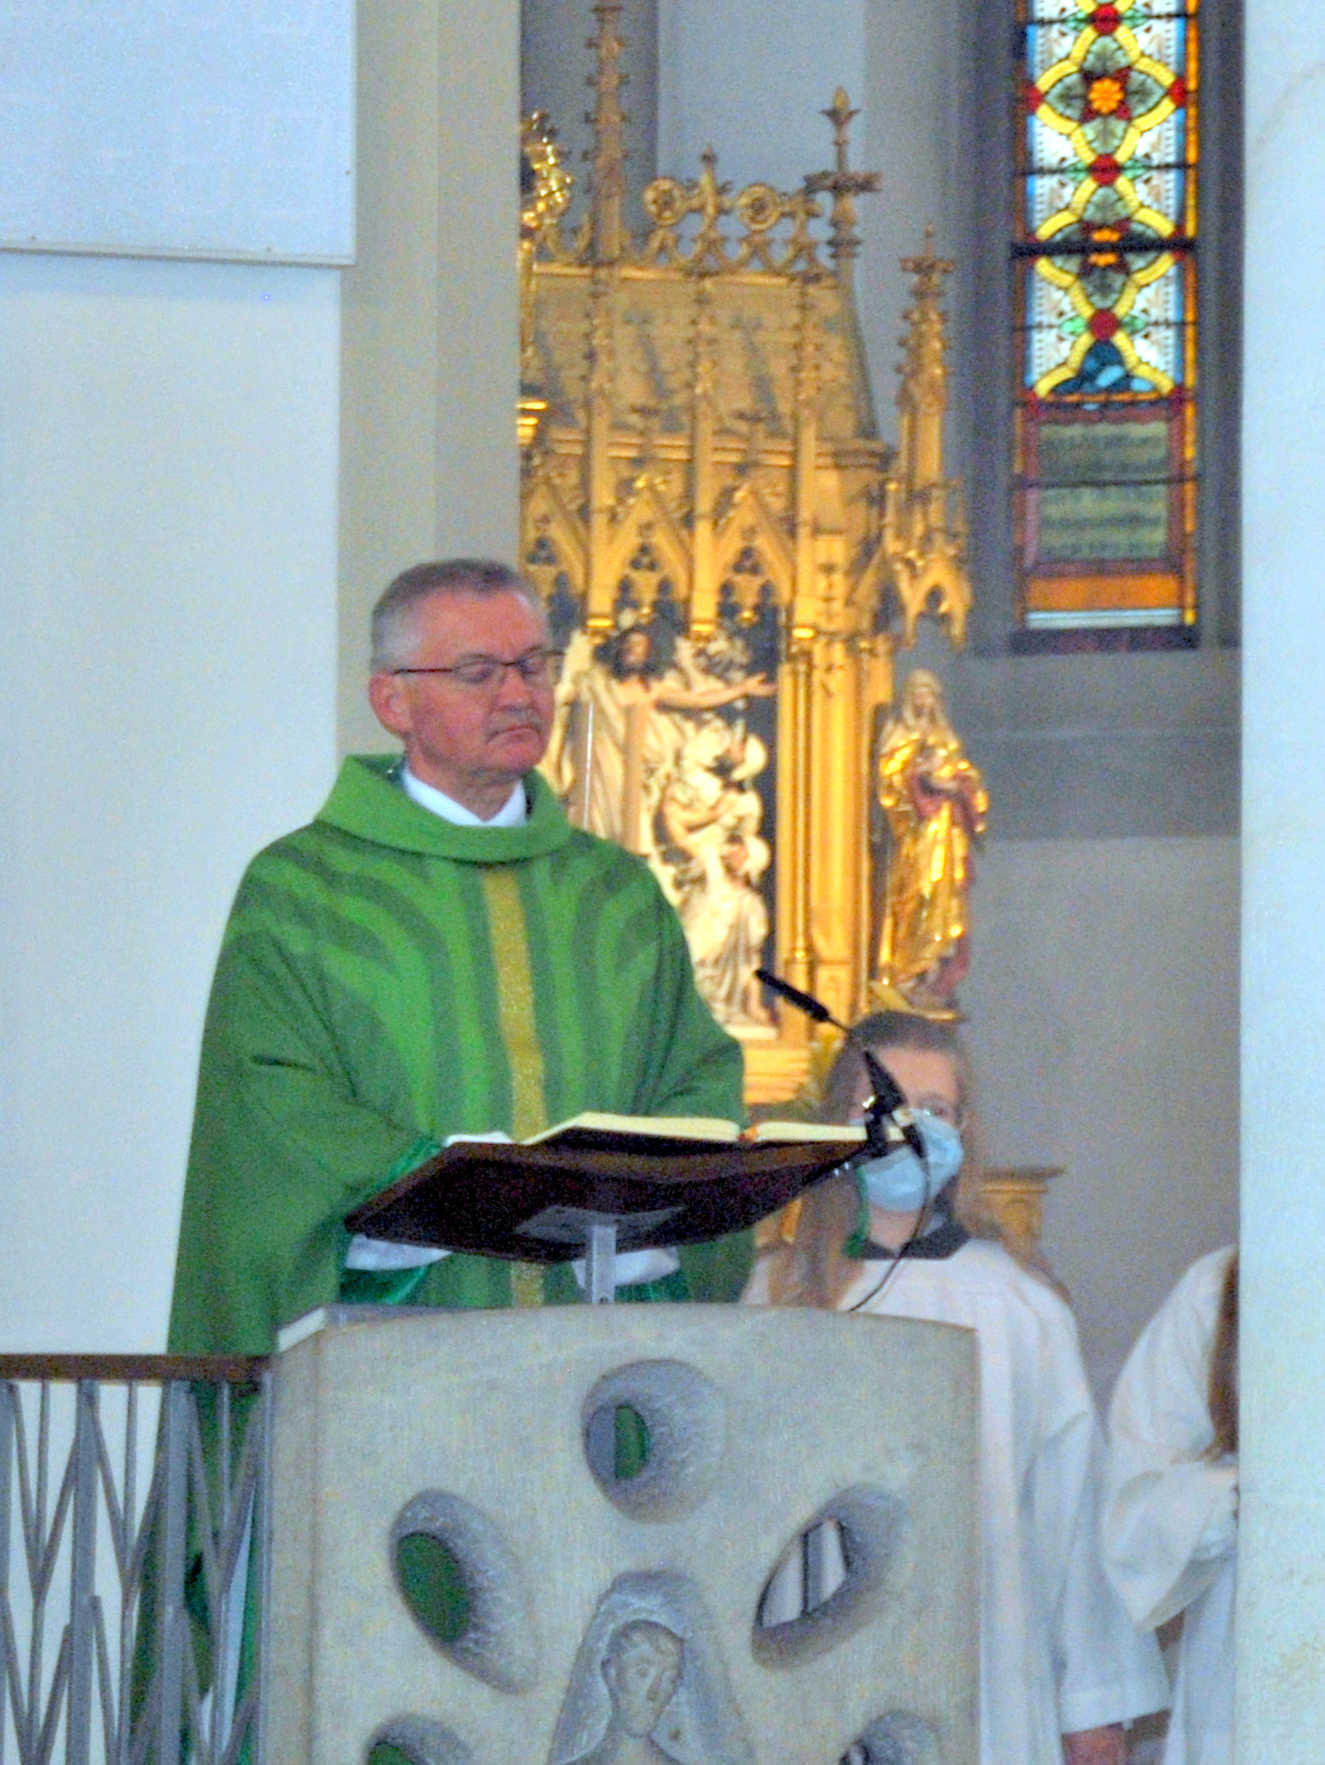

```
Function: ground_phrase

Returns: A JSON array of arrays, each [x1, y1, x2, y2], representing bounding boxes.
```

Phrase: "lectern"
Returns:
[[265, 1148, 980, 1765], [343, 1130, 870, 1303]]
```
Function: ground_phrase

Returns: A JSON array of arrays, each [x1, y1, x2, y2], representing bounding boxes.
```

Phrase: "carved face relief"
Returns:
[[600, 1623, 684, 1737], [547, 1571, 747, 1765]]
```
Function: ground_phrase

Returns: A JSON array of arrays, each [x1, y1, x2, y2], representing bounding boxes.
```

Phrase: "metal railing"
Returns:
[[0, 1356, 270, 1765]]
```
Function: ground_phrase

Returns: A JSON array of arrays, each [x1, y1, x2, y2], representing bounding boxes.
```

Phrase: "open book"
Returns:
[[345, 1115, 866, 1263], [526, 1112, 867, 1155]]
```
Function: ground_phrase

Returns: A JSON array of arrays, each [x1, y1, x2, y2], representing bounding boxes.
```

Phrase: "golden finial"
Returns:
[[886, 228, 971, 645], [586, 1, 629, 265], [900, 224, 955, 293], [804, 88, 880, 269], [823, 88, 860, 171], [691, 147, 735, 266], [518, 112, 572, 445]]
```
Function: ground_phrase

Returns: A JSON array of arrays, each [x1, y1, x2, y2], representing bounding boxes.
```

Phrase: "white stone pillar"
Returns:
[[337, 0, 521, 755], [1237, 4, 1325, 1757]]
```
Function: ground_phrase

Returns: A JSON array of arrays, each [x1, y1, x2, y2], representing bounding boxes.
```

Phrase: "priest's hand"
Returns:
[[1062, 1725, 1125, 1765]]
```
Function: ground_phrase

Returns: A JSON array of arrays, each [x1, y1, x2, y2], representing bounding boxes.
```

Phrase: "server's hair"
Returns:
[[1207, 1248, 1239, 1459], [370, 559, 543, 671], [820, 1010, 973, 1125]]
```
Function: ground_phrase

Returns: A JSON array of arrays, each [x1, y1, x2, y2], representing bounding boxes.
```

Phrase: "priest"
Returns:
[[169, 559, 748, 1355]]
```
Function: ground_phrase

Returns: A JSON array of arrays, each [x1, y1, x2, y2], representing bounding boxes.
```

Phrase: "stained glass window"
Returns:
[[1015, 0, 1198, 633]]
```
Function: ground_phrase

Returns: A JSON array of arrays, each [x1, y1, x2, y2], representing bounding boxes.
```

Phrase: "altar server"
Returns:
[[169, 559, 747, 1355], [1103, 1247, 1238, 1765], [747, 1010, 1168, 1765]]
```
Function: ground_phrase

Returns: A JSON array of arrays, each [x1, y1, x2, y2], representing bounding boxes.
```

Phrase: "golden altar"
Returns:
[[520, 3, 972, 1105]]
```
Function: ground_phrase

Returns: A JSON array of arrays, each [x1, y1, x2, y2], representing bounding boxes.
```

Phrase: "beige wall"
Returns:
[[0, 254, 341, 1351], [964, 837, 1240, 1400]]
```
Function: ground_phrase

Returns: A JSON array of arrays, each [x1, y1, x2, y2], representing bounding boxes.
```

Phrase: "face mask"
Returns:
[[851, 1109, 964, 1213]]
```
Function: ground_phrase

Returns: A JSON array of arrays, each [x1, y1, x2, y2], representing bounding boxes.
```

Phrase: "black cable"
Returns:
[[844, 1199, 934, 1312]]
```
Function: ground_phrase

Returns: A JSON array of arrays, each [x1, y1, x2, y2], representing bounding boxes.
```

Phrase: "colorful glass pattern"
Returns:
[[1015, 0, 1199, 631]]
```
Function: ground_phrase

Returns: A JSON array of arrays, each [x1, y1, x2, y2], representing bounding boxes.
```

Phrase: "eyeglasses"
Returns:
[[910, 1095, 965, 1130], [849, 1093, 965, 1130], [392, 648, 564, 690]]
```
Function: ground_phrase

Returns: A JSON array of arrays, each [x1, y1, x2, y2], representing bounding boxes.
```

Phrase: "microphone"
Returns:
[[754, 968, 927, 1163]]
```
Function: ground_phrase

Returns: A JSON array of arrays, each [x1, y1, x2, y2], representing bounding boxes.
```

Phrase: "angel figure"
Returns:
[[659, 720, 774, 1032], [874, 667, 988, 1014]]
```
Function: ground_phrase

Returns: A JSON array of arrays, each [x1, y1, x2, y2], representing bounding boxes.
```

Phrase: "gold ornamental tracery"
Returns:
[[520, 4, 973, 1102]]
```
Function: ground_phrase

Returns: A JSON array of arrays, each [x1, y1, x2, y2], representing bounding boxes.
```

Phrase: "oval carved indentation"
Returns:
[[391, 1489, 537, 1692], [752, 1484, 902, 1667], [582, 1359, 725, 1521], [367, 1716, 472, 1765], [840, 1710, 938, 1765]]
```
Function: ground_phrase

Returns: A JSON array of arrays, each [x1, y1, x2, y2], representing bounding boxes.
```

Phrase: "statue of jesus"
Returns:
[[547, 620, 773, 862]]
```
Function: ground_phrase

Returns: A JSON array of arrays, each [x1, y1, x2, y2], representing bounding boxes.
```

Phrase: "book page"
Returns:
[[745, 1121, 867, 1145], [526, 1112, 741, 1147]]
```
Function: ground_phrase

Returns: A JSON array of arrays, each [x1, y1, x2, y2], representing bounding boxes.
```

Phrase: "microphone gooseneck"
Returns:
[[753, 968, 927, 1163], [751, 970, 835, 1025]]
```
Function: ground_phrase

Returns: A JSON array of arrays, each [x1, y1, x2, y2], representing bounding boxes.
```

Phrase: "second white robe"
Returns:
[[1103, 1246, 1237, 1765]]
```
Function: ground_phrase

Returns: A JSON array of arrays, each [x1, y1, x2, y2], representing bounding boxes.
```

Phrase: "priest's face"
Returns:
[[367, 588, 555, 813]]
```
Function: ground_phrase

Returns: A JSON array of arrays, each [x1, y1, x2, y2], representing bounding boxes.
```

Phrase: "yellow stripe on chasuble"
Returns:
[[480, 867, 549, 1307]]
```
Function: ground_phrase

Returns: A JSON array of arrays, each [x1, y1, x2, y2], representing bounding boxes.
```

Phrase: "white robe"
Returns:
[[1103, 1247, 1237, 1765], [749, 1239, 1168, 1765]]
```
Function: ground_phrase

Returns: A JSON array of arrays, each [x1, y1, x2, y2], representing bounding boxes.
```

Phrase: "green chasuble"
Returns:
[[169, 757, 749, 1354]]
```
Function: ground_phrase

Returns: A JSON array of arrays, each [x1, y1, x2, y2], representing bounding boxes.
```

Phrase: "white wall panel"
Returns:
[[0, 253, 341, 1351], [0, 0, 354, 263], [1237, 1, 1325, 1752]]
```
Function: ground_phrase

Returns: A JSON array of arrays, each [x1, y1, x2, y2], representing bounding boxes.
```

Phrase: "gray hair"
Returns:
[[370, 558, 544, 672]]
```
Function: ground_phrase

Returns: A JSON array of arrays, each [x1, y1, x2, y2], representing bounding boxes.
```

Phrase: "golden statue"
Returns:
[[874, 668, 988, 1015]]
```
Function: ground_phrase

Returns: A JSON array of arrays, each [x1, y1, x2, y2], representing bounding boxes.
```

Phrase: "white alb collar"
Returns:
[[401, 765, 528, 827]]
